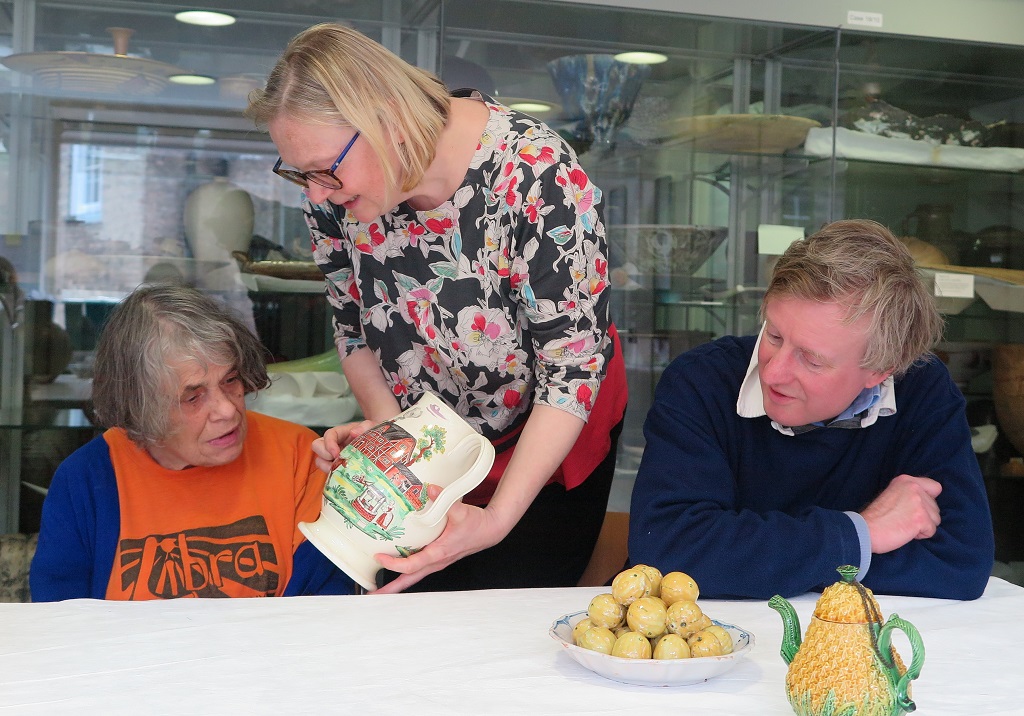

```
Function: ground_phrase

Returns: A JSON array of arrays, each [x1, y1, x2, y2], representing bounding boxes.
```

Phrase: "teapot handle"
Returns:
[[878, 613, 925, 714], [418, 434, 495, 525]]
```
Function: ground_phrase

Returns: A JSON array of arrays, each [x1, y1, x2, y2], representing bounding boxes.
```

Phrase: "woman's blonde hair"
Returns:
[[246, 23, 451, 193], [761, 219, 944, 378]]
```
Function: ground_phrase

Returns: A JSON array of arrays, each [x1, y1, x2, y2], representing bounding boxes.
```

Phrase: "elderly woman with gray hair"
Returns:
[[30, 283, 353, 601]]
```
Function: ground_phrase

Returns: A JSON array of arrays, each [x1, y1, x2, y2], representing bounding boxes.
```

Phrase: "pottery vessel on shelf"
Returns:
[[26, 300, 72, 384], [898, 235, 949, 266], [769, 566, 925, 716], [900, 203, 955, 262], [299, 392, 495, 591], [183, 177, 254, 262], [934, 341, 991, 392], [960, 225, 1024, 270], [547, 54, 650, 152], [993, 343, 1024, 456], [608, 224, 729, 276]]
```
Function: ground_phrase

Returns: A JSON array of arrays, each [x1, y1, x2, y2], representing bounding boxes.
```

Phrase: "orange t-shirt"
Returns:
[[104, 411, 325, 600]]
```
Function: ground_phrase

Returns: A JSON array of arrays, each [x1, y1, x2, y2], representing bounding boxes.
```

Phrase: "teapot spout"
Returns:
[[768, 594, 801, 665]]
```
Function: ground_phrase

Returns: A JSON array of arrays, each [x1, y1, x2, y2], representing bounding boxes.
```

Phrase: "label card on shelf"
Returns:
[[757, 224, 805, 255], [847, 11, 883, 28], [934, 272, 975, 299]]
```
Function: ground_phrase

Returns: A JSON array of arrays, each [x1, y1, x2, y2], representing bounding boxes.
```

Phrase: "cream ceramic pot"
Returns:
[[183, 177, 254, 262], [299, 392, 495, 591]]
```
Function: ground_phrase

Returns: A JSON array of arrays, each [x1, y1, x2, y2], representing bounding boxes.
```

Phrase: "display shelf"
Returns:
[[29, 375, 92, 406], [806, 127, 1024, 172], [920, 266, 1024, 315], [0, 408, 96, 430]]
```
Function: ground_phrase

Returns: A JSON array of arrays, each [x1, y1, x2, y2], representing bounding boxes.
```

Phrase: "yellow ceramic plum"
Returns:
[[577, 626, 616, 655], [588, 593, 626, 629], [666, 599, 704, 639], [611, 568, 652, 606], [653, 633, 691, 660], [611, 631, 653, 659], [688, 629, 725, 657], [634, 564, 663, 598], [660, 571, 700, 605], [572, 617, 594, 645], [703, 624, 734, 654], [626, 596, 669, 638]]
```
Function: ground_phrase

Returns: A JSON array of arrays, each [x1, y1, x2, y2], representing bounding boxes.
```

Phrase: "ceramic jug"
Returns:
[[768, 566, 925, 716], [961, 224, 1024, 270], [901, 203, 955, 261], [299, 392, 495, 591]]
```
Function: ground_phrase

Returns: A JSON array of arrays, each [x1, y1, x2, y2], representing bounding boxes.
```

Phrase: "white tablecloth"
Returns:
[[2, 578, 1022, 715]]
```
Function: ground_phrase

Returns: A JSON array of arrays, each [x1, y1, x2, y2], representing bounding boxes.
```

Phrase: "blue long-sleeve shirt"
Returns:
[[629, 335, 994, 600]]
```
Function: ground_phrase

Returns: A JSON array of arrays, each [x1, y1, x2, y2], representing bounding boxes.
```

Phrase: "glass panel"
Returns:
[[439, 0, 839, 492], [0, 0, 437, 531], [2, 0, 1022, 534]]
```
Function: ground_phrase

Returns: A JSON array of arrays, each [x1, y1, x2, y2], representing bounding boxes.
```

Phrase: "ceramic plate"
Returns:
[[663, 114, 820, 154], [233, 254, 323, 281], [549, 611, 754, 687]]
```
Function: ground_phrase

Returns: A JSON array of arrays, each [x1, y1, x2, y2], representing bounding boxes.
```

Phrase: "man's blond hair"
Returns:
[[762, 219, 944, 377]]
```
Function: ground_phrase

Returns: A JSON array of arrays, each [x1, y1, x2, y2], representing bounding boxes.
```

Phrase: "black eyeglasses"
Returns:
[[273, 132, 360, 190]]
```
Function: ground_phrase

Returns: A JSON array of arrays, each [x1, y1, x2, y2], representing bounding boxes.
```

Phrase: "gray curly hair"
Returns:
[[92, 283, 270, 446]]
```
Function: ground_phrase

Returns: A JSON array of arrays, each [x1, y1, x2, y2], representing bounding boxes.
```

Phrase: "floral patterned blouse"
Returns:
[[305, 92, 613, 442]]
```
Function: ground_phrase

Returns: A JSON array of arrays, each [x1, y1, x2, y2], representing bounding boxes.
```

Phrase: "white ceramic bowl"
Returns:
[[549, 610, 754, 687]]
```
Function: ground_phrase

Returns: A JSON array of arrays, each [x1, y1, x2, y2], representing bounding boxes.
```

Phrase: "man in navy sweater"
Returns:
[[629, 219, 994, 600]]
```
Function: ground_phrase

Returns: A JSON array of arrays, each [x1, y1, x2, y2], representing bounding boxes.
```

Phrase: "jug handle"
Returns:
[[418, 434, 496, 525], [877, 613, 925, 714]]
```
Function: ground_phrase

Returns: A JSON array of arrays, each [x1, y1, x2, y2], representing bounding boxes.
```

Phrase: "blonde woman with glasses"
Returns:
[[246, 23, 627, 594]]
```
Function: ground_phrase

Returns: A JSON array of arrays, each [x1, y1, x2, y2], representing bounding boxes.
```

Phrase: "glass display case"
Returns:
[[3, 1, 1024, 557]]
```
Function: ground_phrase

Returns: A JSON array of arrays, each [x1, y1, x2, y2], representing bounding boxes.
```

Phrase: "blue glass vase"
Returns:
[[547, 54, 650, 153]]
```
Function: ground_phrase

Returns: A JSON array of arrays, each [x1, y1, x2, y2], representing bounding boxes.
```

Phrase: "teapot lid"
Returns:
[[812, 565, 884, 624]]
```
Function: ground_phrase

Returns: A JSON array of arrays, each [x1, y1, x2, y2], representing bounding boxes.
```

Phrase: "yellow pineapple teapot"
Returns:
[[768, 565, 925, 716]]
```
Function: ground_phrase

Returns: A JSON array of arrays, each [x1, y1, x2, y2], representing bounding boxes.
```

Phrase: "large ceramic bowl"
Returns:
[[2, 51, 180, 95], [608, 224, 729, 276], [993, 343, 1024, 456], [549, 611, 754, 687]]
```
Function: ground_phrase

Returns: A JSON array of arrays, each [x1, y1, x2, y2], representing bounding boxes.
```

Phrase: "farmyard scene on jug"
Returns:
[[299, 392, 495, 591]]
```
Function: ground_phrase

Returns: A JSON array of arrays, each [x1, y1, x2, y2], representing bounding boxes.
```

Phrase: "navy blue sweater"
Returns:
[[629, 335, 994, 600]]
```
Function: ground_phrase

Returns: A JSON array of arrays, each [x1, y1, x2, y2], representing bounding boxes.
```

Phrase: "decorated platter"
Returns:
[[233, 252, 323, 281], [663, 114, 821, 154]]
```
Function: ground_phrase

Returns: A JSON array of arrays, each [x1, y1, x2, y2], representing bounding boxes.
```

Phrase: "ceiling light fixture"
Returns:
[[508, 101, 553, 114], [169, 73, 216, 85], [174, 11, 236, 27], [614, 51, 668, 65]]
